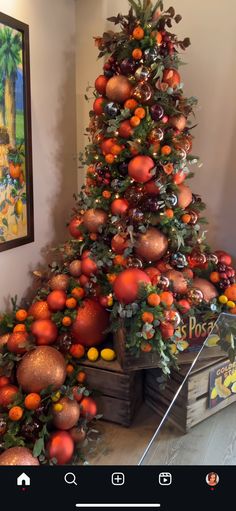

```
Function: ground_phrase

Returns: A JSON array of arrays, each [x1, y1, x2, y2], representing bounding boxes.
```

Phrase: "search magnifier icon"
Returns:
[[64, 472, 77, 486]]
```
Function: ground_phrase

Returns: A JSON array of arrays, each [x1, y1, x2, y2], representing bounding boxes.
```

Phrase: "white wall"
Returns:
[[76, 0, 236, 260], [0, 0, 77, 310]]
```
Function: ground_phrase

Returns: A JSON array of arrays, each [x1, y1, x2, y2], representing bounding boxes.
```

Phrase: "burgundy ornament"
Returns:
[[150, 104, 164, 121]]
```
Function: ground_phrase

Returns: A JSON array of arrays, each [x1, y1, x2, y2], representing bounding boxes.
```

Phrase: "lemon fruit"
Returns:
[[87, 347, 99, 362], [205, 334, 220, 347], [15, 199, 23, 216], [169, 344, 177, 355], [101, 348, 116, 362]]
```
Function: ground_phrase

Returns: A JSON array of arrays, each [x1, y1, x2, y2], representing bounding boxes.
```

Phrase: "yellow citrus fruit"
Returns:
[[231, 382, 236, 393], [227, 301, 236, 308], [53, 403, 63, 412], [205, 334, 220, 347], [51, 391, 61, 402], [211, 387, 218, 399], [218, 295, 228, 304], [101, 348, 116, 362], [169, 344, 177, 355], [224, 375, 232, 388], [87, 347, 99, 362], [15, 199, 23, 216]]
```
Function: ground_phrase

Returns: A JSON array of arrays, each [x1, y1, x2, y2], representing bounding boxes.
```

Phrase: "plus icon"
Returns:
[[111, 473, 125, 486]]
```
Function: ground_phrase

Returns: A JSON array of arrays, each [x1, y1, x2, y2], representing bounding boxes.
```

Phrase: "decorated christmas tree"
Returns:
[[0, 0, 236, 465]]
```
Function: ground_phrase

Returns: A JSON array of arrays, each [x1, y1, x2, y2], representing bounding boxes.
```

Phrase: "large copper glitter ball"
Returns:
[[192, 277, 218, 303], [71, 299, 109, 346], [0, 447, 39, 466], [135, 227, 168, 262], [83, 209, 108, 233], [165, 269, 188, 295], [16, 346, 66, 393], [177, 184, 193, 209], [106, 75, 133, 103], [49, 274, 69, 291], [52, 397, 80, 430]]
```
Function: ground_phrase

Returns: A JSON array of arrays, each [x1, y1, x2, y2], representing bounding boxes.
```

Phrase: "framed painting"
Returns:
[[0, 12, 34, 252]]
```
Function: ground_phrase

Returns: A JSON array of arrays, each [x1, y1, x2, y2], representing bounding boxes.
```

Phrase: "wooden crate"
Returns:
[[144, 354, 236, 432], [79, 358, 143, 427]]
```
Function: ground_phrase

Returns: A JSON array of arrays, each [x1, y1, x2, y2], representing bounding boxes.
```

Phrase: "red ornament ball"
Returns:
[[93, 97, 105, 115], [80, 396, 98, 420], [47, 290, 67, 312], [178, 299, 191, 313], [111, 198, 129, 216], [81, 257, 98, 276], [101, 138, 116, 155], [113, 268, 151, 304], [0, 385, 18, 408], [215, 250, 232, 266], [128, 156, 155, 183], [31, 319, 58, 345], [144, 180, 160, 196], [71, 299, 109, 346], [111, 234, 129, 254], [47, 431, 74, 465], [106, 75, 133, 103], [69, 217, 83, 239], [177, 184, 193, 209], [163, 68, 181, 89], [28, 301, 51, 320], [7, 332, 29, 354], [119, 120, 134, 138], [95, 75, 108, 95], [192, 277, 218, 303]]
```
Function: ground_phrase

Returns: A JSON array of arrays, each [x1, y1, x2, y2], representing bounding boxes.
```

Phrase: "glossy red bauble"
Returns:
[[145, 267, 161, 285], [71, 299, 109, 346], [31, 319, 58, 346], [47, 290, 67, 312], [95, 75, 108, 95], [172, 171, 186, 185], [101, 138, 116, 155], [113, 268, 151, 304], [81, 257, 98, 276], [68, 217, 83, 239], [163, 68, 181, 89], [144, 180, 160, 196], [80, 396, 98, 420], [177, 184, 193, 209], [47, 431, 74, 465], [7, 332, 30, 354], [215, 251, 232, 266], [111, 198, 129, 216], [128, 156, 155, 183], [119, 120, 133, 138], [111, 234, 129, 254], [0, 385, 18, 408], [178, 299, 191, 313], [160, 322, 175, 339], [93, 97, 105, 115]]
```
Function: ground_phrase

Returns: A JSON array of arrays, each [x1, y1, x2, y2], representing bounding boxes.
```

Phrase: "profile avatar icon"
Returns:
[[206, 472, 219, 487]]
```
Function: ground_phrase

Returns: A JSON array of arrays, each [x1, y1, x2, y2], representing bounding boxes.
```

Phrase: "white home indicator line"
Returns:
[[75, 505, 160, 508]]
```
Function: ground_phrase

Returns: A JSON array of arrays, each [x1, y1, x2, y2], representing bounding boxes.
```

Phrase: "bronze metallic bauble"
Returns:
[[69, 260, 82, 278], [177, 184, 193, 209], [165, 269, 188, 295], [106, 75, 133, 103], [49, 274, 69, 291], [169, 114, 187, 131], [192, 277, 218, 303], [52, 397, 80, 430], [135, 227, 168, 262], [69, 426, 87, 444], [83, 208, 108, 233], [17, 346, 66, 393], [0, 447, 39, 466]]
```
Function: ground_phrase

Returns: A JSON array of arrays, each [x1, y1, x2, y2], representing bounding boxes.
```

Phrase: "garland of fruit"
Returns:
[[1, 0, 236, 465]]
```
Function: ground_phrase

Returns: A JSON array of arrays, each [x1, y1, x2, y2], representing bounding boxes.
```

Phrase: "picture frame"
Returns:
[[0, 12, 34, 252]]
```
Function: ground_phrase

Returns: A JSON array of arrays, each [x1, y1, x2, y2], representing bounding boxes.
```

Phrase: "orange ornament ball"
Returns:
[[106, 75, 133, 104], [118, 120, 133, 138], [111, 234, 129, 254], [101, 138, 116, 155], [47, 290, 67, 312], [0, 447, 39, 466], [47, 431, 74, 465], [52, 397, 80, 430], [7, 332, 30, 354], [81, 257, 98, 277], [135, 227, 168, 262], [0, 385, 18, 408], [165, 270, 188, 295], [160, 322, 175, 339], [177, 184, 193, 209], [225, 284, 236, 302], [128, 155, 155, 183], [83, 209, 108, 233], [31, 319, 58, 345], [28, 301, 51, 320], [17, 346, 66, 393], [80, 396, 98, 420], [113, 268, 151, 304], [111, 198, 129, 216], [93, 97, 105, 115], [163, 68, 181, 89], [71, 299, 109, 346], [192, 278, 218, 302], [95, 75, 108, 95], [69, 217, 83, 239]]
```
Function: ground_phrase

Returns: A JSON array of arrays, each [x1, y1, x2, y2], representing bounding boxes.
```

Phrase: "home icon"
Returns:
[[17, 473, 31, 486]]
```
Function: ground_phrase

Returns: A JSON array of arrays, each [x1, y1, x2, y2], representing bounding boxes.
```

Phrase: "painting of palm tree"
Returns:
[[0, 12, 33, 252]]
